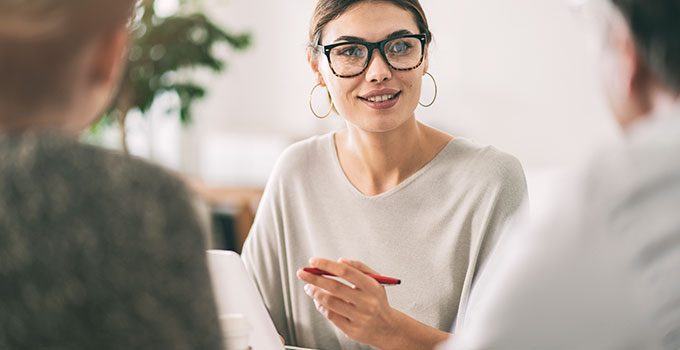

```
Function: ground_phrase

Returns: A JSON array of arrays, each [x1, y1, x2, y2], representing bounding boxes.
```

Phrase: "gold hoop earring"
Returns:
[[419, 72, 437, 107], [309, 83, 334, 119]]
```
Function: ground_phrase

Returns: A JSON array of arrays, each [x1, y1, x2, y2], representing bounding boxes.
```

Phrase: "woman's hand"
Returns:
[[296, 257, 401, 347], [297, 258, 450, 349]]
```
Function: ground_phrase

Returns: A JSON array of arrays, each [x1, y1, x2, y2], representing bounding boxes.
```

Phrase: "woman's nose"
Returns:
[[364, 49, 392, 83]]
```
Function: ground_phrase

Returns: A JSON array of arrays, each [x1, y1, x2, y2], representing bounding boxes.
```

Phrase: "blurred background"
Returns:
[[90, 0, 619, 250]]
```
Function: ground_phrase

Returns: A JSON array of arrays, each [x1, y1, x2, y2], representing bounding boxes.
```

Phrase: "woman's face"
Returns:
[[311, 1, 428, 133]]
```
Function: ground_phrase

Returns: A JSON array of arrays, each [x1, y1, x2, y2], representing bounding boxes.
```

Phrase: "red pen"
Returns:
[[303, 267, 401, 285]]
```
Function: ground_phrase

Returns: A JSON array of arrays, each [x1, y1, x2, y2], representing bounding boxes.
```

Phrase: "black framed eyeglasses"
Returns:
[[317, 33, 427, 78]]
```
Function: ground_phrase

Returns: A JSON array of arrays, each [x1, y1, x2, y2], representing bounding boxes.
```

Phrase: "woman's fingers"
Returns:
[[309, 258, 378, 291], [338, 258, 380, 275], [314, 299, 352, 331], [297, 268, 361, 302], [298, 258, 399, 346], [305, 284, 356, 320]]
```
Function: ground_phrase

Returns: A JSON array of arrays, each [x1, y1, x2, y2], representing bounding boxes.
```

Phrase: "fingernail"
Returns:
[[303, 284, 310, 294]]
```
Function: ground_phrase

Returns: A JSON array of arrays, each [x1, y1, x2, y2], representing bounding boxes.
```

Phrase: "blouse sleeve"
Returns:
[[474, 153, 528, 273], [456, 152, 528, 322], [241, 162, 293, 344]]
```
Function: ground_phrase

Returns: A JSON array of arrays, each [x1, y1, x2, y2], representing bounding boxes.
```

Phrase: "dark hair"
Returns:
[[0, 0, 136, 119], [610, 0, 680, 93], [308, 0, 432, 52]]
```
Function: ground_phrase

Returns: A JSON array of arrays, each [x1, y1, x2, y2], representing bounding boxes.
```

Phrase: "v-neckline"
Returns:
[[328, 132, 456, 200]]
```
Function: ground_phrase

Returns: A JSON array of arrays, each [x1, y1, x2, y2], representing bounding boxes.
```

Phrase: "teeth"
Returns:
[[366, 94, 396, 102]]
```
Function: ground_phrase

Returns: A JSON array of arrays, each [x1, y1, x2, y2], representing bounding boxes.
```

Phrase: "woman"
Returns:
[[0, 2, 223, 349], [242, 0, 527, 349]]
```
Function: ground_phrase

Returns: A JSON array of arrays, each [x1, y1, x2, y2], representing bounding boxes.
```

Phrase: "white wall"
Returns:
[[167, 0, 620, 196]]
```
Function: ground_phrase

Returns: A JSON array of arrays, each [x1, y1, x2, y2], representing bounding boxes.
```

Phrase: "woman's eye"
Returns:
[[389, 41, 412, 54], [338, 46, 364, 57]]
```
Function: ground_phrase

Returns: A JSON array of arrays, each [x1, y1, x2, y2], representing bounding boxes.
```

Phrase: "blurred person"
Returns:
[[442, 0, 680, 348], [0, 1, 223, 349], [241, 0, 527, 349]]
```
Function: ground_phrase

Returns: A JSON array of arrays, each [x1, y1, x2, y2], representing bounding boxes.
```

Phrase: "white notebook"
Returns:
[[206, 250, 285, 350]]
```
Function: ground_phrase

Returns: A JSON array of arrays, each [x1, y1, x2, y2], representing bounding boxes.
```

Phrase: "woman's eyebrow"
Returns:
[[334, 35, 365, 43], [385, 29, 414, 39], [332, 29, 415, 43]]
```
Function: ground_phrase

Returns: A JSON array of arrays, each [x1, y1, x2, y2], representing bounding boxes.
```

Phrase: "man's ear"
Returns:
[[90, 27, 129, 87], [617, 22, 642, 100], [627, 38, 654, 100], [622, 22, 658, 114], [605, 15, 653, 128]]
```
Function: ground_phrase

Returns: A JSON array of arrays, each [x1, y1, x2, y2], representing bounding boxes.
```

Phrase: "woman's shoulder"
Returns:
[[442, 137, 526, 187], [0, 134, 197, 230], [270, 132, 335, 178], [0, 133, 189, 198], [280, 132, 332, 158]]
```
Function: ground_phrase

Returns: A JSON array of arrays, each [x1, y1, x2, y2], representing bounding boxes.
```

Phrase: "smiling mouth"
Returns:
[[358, 91, 401, 103]]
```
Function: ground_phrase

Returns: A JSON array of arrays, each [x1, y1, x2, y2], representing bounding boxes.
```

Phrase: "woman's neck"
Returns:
[[335, 119, 451, 196], [0, 103, 85, 135]]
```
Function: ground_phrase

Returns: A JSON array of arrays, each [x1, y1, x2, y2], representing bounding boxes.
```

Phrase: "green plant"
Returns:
[[105, 0, 251, 152]]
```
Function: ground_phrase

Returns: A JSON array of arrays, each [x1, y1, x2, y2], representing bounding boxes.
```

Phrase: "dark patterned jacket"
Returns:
[[0, 134, 223, 350]]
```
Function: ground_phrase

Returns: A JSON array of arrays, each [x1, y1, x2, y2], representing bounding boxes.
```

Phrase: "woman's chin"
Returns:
[[350, 118, 413, 134]]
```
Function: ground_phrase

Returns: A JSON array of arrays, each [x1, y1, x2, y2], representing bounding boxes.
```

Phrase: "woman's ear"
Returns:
[[90, 27, 129, 86], [307, 50, 326, 86], [423, 46, 429, 74], [316, 72, 325, 86]]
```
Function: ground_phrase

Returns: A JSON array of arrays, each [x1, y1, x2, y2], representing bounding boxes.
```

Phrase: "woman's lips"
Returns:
[[358, 91, 401, 110]]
